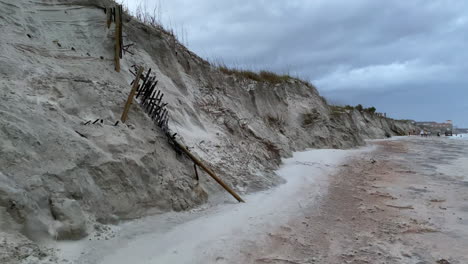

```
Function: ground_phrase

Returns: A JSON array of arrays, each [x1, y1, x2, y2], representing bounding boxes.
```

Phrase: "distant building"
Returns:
[[415, 120, 453, 133], [374, 112, 388, 118]]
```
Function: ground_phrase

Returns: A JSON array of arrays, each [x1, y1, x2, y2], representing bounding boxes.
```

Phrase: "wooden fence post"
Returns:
[[114, 5, 122, 72], [121, 67, 144, 123], [106, 7, 112, 28]]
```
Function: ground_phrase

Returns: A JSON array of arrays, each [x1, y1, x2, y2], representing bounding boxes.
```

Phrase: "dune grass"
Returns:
[[218, 65, 314, 86]]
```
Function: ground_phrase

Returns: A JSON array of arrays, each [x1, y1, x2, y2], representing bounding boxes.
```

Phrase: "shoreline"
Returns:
[[21, 137, 468, 264], [232, 137, 468, 263]]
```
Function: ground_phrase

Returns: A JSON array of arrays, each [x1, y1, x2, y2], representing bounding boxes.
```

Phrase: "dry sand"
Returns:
[[0, 2, 417, 262], [44, 146, 371, 264], [25, 136, 468, 264]]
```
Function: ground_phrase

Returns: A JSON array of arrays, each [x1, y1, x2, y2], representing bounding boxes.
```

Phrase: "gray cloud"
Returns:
[[124, 0, 468, 126]]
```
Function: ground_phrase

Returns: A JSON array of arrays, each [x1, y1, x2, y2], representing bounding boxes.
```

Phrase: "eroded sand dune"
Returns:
[[0, 1, 420, 263]]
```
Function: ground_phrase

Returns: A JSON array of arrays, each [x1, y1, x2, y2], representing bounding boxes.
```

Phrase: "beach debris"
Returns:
[[83, 119, 106, 126], [402, 227, 438, 234], [193, 163, 199, 181], [123, 43, 134, 55], [396, 170, 417, 174], [53, 40, 62, 47], [370, 191, 397, 200], [255, 257, 303, 264], [74, 130, 87, 139], [437, 259, 450, 264], [73, 79, 93, 83], [401, 252, 412, 258], [386, 204, 414, 210]]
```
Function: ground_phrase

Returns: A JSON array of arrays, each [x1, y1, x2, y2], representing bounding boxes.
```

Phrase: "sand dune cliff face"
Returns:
[[0, 0, 416, 244]]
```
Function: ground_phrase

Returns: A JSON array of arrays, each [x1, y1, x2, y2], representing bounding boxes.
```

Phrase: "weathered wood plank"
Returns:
[[121, 67, 144, 122], [171, 139, 245, 203]]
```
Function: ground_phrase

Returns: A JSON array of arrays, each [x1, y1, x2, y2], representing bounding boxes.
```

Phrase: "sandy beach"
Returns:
[[232, 136, 468, 264], [33, 136, 467, 264], [1, 2, 466, 264]]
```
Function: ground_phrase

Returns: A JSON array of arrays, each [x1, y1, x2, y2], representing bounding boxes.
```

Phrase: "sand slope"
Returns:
[[0, 0, 418, 262]]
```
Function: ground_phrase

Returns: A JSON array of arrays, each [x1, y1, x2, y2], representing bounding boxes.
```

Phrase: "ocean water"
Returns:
[[449, 134, 468, 140]]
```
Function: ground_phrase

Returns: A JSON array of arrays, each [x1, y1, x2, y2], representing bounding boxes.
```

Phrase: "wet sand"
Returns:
[[234, 137, 468, 263]]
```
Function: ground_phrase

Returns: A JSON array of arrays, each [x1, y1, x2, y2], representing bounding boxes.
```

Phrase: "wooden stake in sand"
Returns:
[[118, 5, 123, 60], [172, 139, 245, 203], [114, 5, 122, 72], [121, 66, 144, 123], [106, 7, 112, 28]]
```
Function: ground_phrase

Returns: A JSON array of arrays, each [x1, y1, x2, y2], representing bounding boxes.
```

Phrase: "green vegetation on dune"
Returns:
[[218, 65, 314, 87]]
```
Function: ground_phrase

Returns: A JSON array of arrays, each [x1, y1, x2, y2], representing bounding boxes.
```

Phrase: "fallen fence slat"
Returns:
[[171, 139, 245, 203]]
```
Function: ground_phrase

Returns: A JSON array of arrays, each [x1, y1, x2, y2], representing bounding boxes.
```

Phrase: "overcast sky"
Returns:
[[124, 0, 468, 127]]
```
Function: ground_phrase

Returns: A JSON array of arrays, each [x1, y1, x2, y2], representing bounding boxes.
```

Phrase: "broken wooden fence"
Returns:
[[126, 66, 245, 203], [129, 66, 170, 133]]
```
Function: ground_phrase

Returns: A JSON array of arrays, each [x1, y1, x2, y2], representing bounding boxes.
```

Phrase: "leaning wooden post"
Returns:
[[114, 5, 122, 72], [121, 67, 144, 123], [172, 139, 245, 203]]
